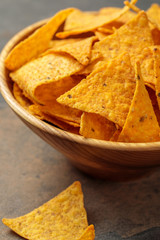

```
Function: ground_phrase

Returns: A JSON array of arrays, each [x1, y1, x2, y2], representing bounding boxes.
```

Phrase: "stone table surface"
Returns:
[[1, 0, 160, 239]]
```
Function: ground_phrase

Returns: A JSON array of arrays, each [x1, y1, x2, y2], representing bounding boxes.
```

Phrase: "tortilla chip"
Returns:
[[91, 30, 120, 62], [93, 11, 153, 66], [56, 5, 131, 39], [78, 59, 104, 75], [13, 83, 32, 109], [153, 47, 160, 110], [147, 4, 160, 30], [118, 11, 153, 64], [38, 100, 82, 124], [10, 53, 83, 104], [110, 129, 122, 142], [78, 225, 95, 240], [49, 38, 84, 49], [57, 53, 136, 127], [99, 7, 136, 24], [97, 27, 114, 34], [29, 104, 80, 132], [139, 47, 155, 86], [80, 112, 116, 140], [5, 8, 75, 71], [2, 181, 88, 240], [151, 27, 160, 45], [94, 30, 111, 40], [118, 62, 160, 143], [94, 31, 110, 40], [46, 36, 98, 65]]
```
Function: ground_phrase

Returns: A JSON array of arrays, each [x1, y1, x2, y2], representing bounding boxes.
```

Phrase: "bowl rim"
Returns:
[[1, 18, 160, 151]]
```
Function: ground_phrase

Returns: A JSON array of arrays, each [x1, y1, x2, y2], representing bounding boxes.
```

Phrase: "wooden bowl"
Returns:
[[1, 19, 160, 181]]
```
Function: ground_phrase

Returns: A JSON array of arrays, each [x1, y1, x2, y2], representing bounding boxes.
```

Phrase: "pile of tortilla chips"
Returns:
[[5, 1, 160, 142], [2, 181, 95, 240]]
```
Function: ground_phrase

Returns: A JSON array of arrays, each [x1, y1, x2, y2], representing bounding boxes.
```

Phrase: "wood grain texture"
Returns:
[[1, 20, 160, 180]]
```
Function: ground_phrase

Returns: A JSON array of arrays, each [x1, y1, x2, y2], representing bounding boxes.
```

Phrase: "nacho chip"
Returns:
[[118, 62, 160, 143], [56, 5, 131, 39], [10, 53, 83, 104], [99, 7, 136, 24], [139, 47, 155, 86], [13, 83, 32, 109], [49, 38, 84, 49], [38, 100, 82, 124], [94, 31, 110, 40], [46, 36, 98, 65], [147, 4, 160, 30], [80, 112, 116, 140], [29, 104, 80, 132], [92, 11, 153, 66], [110, 129, 122, 142], [91, 30, 120, 62], [57, 53, 136, 127], [153, 47, 160, 110], [5, 8, 75, 71], [118, 11, 153, 62], [78, 225, 95, 240], [2, 181, 88, 240], [151, 28, 160, 45]]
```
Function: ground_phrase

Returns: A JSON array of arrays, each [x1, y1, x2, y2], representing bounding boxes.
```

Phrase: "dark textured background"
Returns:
[[1, 0, 160, 239]]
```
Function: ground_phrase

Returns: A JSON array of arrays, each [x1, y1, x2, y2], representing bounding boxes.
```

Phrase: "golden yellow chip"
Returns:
[[151, 28, 160, 45], [80, 112, 116, 140], [110, 129, 122, 142], [118, 11, 153, 64], [56, 5, 131, 39], [10, 53, 83, 104], [57, 53, 136, 127], [37, 100, 82, 124], [118, 62, 160, 143], [147, 4, 160, 30], [99, 7, 136, 24], [94, 31, 110, 40], [13, 83, 32, 109], [29, 104, 80, 133], [91, 30, 120, 61], [153, 47, 160, 109], [139, 47, 155, 86], [47, 36, 98, 65], [49, 38, 84, 49], [93, 11, 153, 66], [5, 8, 74, 71], [2, 181, 88, 240], [78, 225, 95, 240]]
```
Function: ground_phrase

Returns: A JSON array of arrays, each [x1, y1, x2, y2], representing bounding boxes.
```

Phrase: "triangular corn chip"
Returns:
[[118, 11, 153, 63], [57, 53, 136, 127], [139, 47, 155, 86], [78, 225, 95, 240], [93, 11, 153, 65], [2, 181, 88, 240], [49, 38, 84, 49], [37, 100, 82, 124], [29, 104, 80, 133], [13, 83, 32, 109], [99, 7, 136, 24], [118, 62, 160, 142], [10, 53, 83, 104], [147, 4, 160, 30], [48, 36, 98, 65], [80, 112, 116, 140], [5, 8, 74, 71], [153, 47, 160, 109], [56, 5, 131, 39]]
